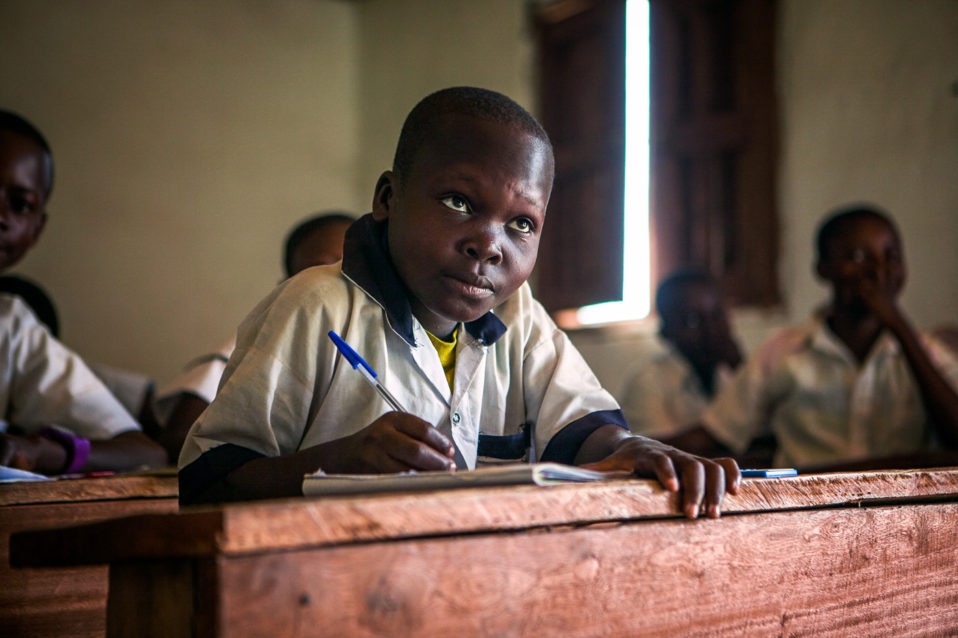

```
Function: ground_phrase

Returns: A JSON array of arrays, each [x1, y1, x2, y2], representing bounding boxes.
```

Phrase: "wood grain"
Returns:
[[1, 475, 178, 638], [103, 503, 958, 637], [0, 472, 178, 506], [12, 468, 958, 564], [10, 469, 958, 637]]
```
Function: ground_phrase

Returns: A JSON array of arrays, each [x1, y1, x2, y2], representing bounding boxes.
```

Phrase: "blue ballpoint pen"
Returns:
[[328, 331, 409, 413]]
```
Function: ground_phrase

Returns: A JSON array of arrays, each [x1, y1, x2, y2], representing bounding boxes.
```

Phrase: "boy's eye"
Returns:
[[441, 195, 470, 213], [4, 193, 36, 215], [508, 218, 535, 234]]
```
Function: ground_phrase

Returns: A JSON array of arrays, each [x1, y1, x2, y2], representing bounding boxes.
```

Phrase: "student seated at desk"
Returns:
[[152, 211, 354, 462], [618, 268, 743, 438], [178, 87, 740, 517], [0, 110, 166, 474], [0, 273, 159, 432], [664, 204, 958, 471]]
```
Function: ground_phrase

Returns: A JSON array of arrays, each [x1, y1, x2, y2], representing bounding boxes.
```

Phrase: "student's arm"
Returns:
[[182, 412, 457, 504], [867, 290, 958, 446], [0, 429, 167, 475], [574, 425, 740, 519], [156, 393, 210, 464]]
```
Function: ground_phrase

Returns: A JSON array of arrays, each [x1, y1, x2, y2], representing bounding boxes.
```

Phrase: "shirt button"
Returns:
[[451, 412, 462, 425]]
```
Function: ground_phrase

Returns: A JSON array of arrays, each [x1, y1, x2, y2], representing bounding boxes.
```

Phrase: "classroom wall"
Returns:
[[1, 0, 956, 389], [777, 0, 958, 330], [1, 0, 362, 383]]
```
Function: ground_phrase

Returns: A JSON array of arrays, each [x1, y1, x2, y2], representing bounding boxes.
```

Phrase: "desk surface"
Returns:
[[12, 467, 958, 562], [0, 470, 178, 507], [10, 468, 958, 638], [2, 472, 178, 638]]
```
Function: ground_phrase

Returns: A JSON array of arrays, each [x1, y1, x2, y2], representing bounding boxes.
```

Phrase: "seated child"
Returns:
[[0, 274, 158, 431], [665, 204, 958, 470], [178, 87, 740, 517], [618, 268, 742, 438], [152, 211, 354, 461], [0, 110, 166, 474]]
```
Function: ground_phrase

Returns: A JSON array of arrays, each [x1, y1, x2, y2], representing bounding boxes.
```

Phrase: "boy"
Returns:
[[0, 110, 166, 474], [178, 87, 739, 517], [152, 211, 354, 461], [619, 268, 742, 438], [666, 204, 958, 470]]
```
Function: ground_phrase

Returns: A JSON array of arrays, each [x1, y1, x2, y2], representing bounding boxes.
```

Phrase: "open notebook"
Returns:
[[302, 462, 620, 497]]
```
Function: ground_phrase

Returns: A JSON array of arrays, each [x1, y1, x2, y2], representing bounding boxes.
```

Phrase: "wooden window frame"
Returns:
[[534, 0, 779, 314]]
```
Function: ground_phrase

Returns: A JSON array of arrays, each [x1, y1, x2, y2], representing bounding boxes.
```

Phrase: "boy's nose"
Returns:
[[462, 230, 503, 264]]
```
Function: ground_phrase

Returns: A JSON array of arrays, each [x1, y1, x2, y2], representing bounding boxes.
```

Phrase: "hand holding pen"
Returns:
[[328, 331, 456, 472]]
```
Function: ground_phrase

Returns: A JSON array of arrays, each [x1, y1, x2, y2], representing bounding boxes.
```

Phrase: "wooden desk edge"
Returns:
[[11, 467, 958, 568], [0, 473, 178, 506]]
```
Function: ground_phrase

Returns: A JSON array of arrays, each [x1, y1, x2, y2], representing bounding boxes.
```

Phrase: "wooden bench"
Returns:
[[2, 473, 178, 638], [10, 469, 958, 636]]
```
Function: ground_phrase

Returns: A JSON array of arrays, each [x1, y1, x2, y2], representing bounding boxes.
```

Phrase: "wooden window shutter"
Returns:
[[534, 0, 627, 312]]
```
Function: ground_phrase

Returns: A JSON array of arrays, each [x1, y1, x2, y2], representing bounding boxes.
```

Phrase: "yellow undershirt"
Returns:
[[427, 326, 458, 391]]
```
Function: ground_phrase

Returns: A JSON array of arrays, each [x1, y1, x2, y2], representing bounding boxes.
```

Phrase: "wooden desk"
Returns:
[[11, 469, 958, 637], [2, 473, 178, 638]]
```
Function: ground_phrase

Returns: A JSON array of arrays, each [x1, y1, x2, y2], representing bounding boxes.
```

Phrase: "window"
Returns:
[[534, 0, 779, 320]]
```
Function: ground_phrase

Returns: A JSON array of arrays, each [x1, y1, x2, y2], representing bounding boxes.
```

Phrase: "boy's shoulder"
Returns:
[[751, 320, 817, 376], [1, 292, 42, 332]]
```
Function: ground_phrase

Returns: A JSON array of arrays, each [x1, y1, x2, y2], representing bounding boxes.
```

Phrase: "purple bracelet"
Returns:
[[40, 427, 92, 474]]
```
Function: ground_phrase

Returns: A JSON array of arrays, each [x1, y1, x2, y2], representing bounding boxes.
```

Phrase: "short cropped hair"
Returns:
[[392, 86, 553, 180], [283, 211, 355, 277], [815, 203, 897, 261], [0, 109, 54, 197], [655, 268, 718, 319]]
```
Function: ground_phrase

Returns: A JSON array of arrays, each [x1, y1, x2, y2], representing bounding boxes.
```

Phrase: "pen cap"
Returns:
[[328, 331, 378, 378]]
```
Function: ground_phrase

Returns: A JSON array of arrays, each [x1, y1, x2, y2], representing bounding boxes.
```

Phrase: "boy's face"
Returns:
[[816, 216, 906, 312], [0, 131, 49, 272], [373, 115, 553, 338], [661, 283, 732, 365]]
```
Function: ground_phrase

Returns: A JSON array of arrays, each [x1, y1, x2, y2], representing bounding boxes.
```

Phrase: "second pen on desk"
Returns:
[[328, 330, 409, 413]]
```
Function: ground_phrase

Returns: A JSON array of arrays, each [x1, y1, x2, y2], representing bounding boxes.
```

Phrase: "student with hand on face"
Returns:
[[152, 212, 354, 463], [0, 110, 166, 475], [619, 268, 742, 439], [664, 204, 958, 471], [178, 87, 741, 516]]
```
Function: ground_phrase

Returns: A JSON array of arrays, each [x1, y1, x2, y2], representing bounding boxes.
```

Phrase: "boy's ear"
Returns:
[[372, 171, 397, 221]]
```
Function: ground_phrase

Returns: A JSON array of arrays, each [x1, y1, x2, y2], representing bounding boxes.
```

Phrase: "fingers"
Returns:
[[673, 455, 739, 519], [715, 457, 742, 495], [362, 413, 456, 472]]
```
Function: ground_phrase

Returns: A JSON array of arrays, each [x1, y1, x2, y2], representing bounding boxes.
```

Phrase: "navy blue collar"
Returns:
[[341, 214, 507, 347]]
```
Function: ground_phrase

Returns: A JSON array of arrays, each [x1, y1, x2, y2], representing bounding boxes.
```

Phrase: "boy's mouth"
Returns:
[[444, 273, 495, 300]]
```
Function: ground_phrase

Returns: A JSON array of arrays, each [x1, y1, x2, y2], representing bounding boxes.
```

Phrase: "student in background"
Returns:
[[665, 204, 958, 471], [178, 86, 740, 516], [0, 274, 159, 432], [0, 110, 166, 474], [152, 211, 354, 462], [618, 268, 742, 439]]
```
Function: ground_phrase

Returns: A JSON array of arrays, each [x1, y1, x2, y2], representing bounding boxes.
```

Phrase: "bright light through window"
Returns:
[[575, 0, 651, 325]]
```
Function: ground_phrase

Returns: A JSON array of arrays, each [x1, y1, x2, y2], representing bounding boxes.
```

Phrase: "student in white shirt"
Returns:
[[0, 109, 165, 474], [179, 87, 740, 516]]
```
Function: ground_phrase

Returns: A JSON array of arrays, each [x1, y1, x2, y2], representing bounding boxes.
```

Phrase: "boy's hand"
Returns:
[[336, 412, 457, 474], [710, 332, 743, 370], [0, 432, 66, 474], [857, 269, 905, 329], [577, 426, 740, 519]]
